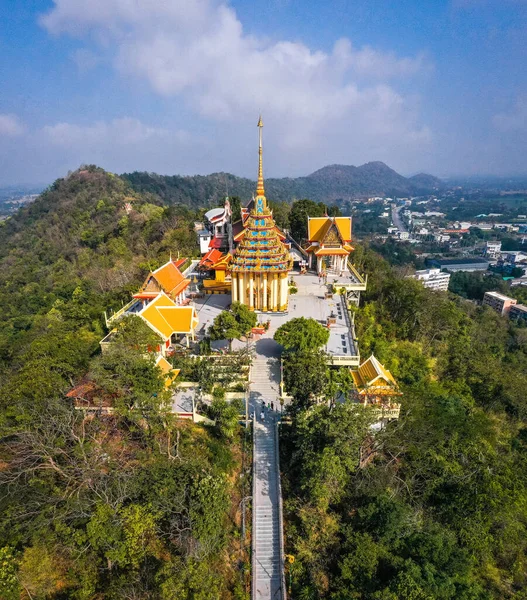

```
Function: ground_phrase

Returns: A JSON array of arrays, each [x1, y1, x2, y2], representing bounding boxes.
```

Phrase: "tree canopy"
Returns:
[[208, 301, 257, 350], [274, 316, 330, 352]]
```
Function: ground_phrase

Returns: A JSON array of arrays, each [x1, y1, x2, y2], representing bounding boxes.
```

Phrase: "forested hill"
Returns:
[[122, 161, 443, 207], [0, 167, 249, 598]]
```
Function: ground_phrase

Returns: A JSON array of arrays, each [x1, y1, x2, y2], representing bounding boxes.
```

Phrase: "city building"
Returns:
[[485, 241, 502, 258], [482, 291, 517, 316], [509, 304, 527, 322], [411, 268, 451, 291], [503, 251, 527, 264], [434, 233, 450, 243], [229, 117, 293, 312], [427, 257, 489, 272]]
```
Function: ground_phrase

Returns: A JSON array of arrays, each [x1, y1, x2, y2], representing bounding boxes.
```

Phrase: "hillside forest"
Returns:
[[280, 246, 527, 599], [0, 166, 526, 599]]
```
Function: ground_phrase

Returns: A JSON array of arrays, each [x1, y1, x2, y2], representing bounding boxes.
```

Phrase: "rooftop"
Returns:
[[484, 291, 515, 302], [431, 257, 489, 265]]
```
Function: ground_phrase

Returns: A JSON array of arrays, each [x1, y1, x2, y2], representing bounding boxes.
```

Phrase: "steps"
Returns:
[[251, 352, 285, 599]]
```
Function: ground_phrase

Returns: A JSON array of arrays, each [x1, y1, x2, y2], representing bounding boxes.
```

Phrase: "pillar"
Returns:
[[271, 273, 277, 310], [249, 275, 254, 310], [263, 273, 268, 311], [238, 272, 245, 305], [316, 256, 322, 274], [232, 272, 238, 302], [279, 273, 288, 311]]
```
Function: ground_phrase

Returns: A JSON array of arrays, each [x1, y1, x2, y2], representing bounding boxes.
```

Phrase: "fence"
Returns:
[[275, 420, 287, 599]]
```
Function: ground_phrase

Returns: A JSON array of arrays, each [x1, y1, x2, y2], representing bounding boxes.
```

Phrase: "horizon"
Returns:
[[5, 162, 527, 191], [1, 0, 527, 186]]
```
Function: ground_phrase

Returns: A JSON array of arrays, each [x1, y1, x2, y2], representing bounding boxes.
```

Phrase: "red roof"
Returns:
[[173, 258, 186, 268], [199, 248, 223, 267], [208, 237, 223, 249]]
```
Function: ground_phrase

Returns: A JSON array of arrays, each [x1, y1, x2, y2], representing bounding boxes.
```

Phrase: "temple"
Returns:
[[351, 354, 402, 420], [229, 117, 292, 312], [306, 216, 354, 274], [134, 258, 190, 305]]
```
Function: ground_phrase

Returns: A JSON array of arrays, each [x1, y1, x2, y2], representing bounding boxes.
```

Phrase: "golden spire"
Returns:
[[256, 115, 265, 197]]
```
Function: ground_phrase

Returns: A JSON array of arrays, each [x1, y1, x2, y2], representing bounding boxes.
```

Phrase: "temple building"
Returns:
[[229, 117, 292, 312], [197, 199, 233, 254], [134, 258, 190, 305], [306, 216, 354, 274], [351, 354, 402, 421]]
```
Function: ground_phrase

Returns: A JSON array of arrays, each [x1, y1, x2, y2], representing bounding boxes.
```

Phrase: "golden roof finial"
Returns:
[[256, 115, 265, 197]]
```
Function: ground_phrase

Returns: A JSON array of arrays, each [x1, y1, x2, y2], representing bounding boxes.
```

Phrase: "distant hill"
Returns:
[[121, 161, 443, 207]]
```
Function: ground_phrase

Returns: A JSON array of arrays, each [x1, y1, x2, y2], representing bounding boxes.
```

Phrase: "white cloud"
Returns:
[[40, 0, 433, 169], [71, 48, 101, 72], [0, 114, 25, 137], [493, 97, 527, 132], [42, 118, 171, 147]]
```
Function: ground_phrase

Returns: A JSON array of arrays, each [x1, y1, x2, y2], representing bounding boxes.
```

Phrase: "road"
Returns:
[[391, 205, 407, 233]]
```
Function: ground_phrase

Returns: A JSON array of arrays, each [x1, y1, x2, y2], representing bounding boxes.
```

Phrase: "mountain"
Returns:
[[408, 172, 444, 190], [122, 161, 443, 207]]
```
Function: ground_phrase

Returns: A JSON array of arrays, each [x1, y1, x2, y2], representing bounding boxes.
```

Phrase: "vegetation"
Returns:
[[281, 244, 527, 599], [122, 162, 441, 208], [208, 302, 257, 351], [0, 168, 248, 599], [274, 316, 329, 353]]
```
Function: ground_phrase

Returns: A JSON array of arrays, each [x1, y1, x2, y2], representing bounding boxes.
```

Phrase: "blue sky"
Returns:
[[0, 0, 526, 185]]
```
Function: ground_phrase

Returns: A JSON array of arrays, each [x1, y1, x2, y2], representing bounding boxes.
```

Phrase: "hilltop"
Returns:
[[122, 161, 443, 207]]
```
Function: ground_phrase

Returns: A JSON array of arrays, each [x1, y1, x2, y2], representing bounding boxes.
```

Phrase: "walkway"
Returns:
[[251, 348, 285, 600]]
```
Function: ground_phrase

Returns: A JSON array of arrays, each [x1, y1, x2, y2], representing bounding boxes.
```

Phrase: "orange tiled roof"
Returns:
[[140, 293, 198, 339], [155, 356, 180, 387], [308, 216, 352, 243], [351, 354, 399, 392], [199, 248, 223, 267], [140, 260, 190, 298], [314, 247, 351, 256]]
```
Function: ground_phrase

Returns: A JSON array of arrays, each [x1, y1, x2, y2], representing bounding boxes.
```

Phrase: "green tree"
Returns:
[[283, 350, 328, 407], [274, 317, 330, 352], [208, 302, 256, 351], [289, 199, 326, 242]]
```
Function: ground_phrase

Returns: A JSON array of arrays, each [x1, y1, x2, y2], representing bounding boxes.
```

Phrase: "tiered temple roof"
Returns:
[[231, 117, 292, 275]]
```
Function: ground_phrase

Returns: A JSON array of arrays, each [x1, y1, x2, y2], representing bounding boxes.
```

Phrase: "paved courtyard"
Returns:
[[191, 271, 358, 360]]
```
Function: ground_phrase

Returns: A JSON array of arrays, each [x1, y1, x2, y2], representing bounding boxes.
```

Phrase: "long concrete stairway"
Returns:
[[251, 356, 285, 600]]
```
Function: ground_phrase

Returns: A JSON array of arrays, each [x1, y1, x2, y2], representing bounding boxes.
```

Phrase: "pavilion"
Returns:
[[306, 216, 354, 274], [351, 354, 402, 420]]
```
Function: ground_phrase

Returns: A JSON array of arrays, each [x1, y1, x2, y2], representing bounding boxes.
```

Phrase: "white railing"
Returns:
[[346, 261, 368, 289], [106, 298, 138, 326], [275, 421, 287, 599]]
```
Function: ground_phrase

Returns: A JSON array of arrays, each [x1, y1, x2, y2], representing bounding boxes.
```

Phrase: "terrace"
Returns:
[[191, 270, 360, 365]]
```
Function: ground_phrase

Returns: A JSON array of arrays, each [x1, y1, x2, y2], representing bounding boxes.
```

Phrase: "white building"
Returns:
[[483, 292, 517, 316], [434, 233, 451, 243], [411, 268, 451, 292], [485, 241, 502, 258], [398, 231, 409, 240], [503, 251, 527, 263]]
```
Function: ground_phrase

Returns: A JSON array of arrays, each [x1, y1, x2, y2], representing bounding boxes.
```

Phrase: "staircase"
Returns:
[[251, 356, 285, 600]]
